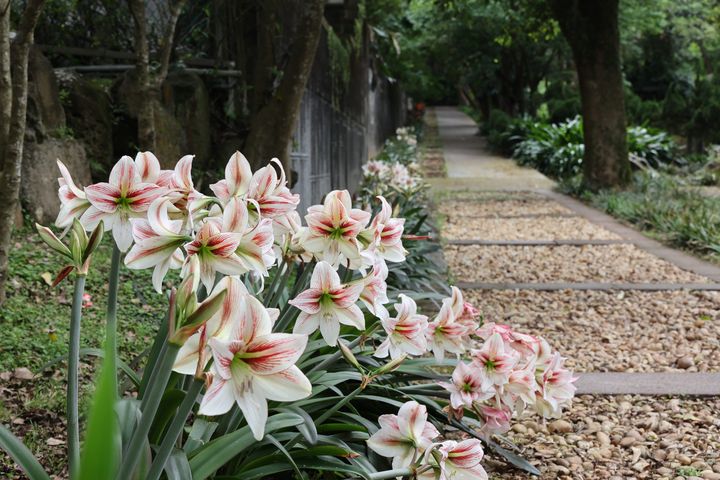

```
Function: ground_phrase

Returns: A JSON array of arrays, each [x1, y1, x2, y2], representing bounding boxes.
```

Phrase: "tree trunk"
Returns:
[[128, 0, 155, 151], [549, 0, 630, 189], [0, 0, 46, 305], [0, 0, 11, 168], [243, 0, 325, 173]]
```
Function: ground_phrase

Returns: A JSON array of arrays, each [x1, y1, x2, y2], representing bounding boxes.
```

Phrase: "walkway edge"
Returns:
[[575, 372, 720, 396]]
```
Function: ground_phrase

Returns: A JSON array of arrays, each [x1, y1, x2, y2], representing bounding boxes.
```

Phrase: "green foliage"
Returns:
[[575, 172, 720, 258]]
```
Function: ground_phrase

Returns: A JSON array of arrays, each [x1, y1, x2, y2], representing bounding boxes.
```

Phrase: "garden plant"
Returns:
[[0, 130, 576, 479]]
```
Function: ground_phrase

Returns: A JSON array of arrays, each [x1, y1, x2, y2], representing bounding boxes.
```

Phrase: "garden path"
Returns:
[[429, 106, 720, 478]]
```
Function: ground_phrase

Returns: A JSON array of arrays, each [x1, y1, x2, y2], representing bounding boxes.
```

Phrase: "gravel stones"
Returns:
[[441, 216, 621, 241], [444, 244, 711, 284], [464, 289, 720, 372], [437, 198, 573, 217], [483, 395, 720, 479]]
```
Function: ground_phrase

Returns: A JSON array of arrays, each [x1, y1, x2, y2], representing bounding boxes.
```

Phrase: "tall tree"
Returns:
[[549, 0, 631, 189], [242, 0, 326, 173], [128, 0, 186, 151], [0, 0, 46, 305]]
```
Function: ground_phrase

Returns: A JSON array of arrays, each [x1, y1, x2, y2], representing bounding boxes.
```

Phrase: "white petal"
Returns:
[[198, 376, 234, 416], [253, 366, 312, 402]]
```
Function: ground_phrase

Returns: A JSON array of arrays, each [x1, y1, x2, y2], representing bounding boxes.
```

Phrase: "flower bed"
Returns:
[[1, 130, 576, 479]]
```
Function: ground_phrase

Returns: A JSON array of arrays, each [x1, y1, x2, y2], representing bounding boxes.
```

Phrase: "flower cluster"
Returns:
[[443, 323, 577, 437], [362, 127, 422, 192], [52, 147, 576, 472], [368, 401, 488, 480]]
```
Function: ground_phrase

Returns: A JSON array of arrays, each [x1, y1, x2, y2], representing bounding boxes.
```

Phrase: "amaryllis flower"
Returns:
[[440, 361, 493, 410], [366, 196, 406, 263], [445, 286, 480, 338], [426, 301, 468, 362], [419, 439, 488, 480], [301, 190, 371, 267], [135, 151, 162, 183], [125, 198, 188, 292], [247, 158, 300, 222], [198, 294, 311, 440], [367, 401, 439, 469], [471, 333, 518, 390], [156, 154, 205, 215], [375, 294, 428, 360], [221, 199, 276, 275], [81, 156, 166, 251], [209, 151, 253, 203], [504, 363, 538, 408], [477, 404, 512, 437], [359, 259, 390, 319], [536, 353, 577, 418], [56, 160, 91, 229], [290, 261, 364, 346]]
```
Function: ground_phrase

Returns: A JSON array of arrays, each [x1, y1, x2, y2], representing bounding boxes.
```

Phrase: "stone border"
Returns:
[[446, 239, 628, 246], [444, 212, 579, 220], [456, 281, 720, 291], [575, 373, 720, 396], [542, 190, 720, 282]]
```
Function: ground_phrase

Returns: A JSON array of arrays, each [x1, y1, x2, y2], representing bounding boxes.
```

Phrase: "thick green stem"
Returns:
[[117, 343, 180, 480], [106, 246, 121, 393], [146, 377, 203, 480], [307, 333, 368, 375], [67, 274, 86, 479], [368, 469, 413, 480]]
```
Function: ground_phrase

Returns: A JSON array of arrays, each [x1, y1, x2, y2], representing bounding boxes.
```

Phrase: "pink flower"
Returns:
[[290, 261, 364, 346], [375, 294, 428, 360], [55, 160, 90, 228], [81, 156, 166, 251], [367, 401, 440, 469], [301, 190, 371, 267], [198, 294, 311, 441], [156, 154, 205, 215], [471, 333, 518, 390], [185, 220, 245, 292], [440, 361, 493, 410], [446, 287, 480, 337], [427, 301, 468, 362], [477, 404, 512, 437], [220, 198, 276, 275], [419, 439, 488, 480], [504, 363, 538, 408], [81, 293, 93, 308]]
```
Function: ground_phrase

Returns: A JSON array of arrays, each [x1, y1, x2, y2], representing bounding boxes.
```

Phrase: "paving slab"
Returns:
[[447, 239, 628, 246], [456, 281, 720, 291], [575, 373, 720, 395]]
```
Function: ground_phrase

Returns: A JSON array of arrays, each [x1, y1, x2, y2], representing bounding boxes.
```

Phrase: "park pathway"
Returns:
[[429, 106, 720, 479]]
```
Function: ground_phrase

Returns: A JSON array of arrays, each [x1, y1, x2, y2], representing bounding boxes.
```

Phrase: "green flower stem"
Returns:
[[368, 469, 413, 480], [117, 342, 180, 480], [146, 377, 204, 480], [265, 259, 288, 307], [306, 331, 372, 375], [67, 274, 86, 479], [105, 246, 122, 394]]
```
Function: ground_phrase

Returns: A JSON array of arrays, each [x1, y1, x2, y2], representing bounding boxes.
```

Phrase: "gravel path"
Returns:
[[438, 199, 573, 217], [444, 244, 711, 284], [441, 216, 621, 241], [484, 395, 720, 480], [464, 289, 720, 372]]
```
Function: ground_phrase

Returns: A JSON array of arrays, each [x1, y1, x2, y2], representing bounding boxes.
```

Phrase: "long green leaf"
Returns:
[[188, 413, 304, 480], [0, 425, 51, 480], [38, 347, 141, 387], [78, 341, 119, 479]]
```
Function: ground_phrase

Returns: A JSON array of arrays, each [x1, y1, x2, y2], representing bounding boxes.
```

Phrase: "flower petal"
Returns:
[[243, 333, 308, 375], [253, 365, 312, 401]]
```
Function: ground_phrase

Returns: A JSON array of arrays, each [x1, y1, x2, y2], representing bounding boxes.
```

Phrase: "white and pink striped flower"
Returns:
[[290, 261, 364, 346], [209, 151, 253, 203], [55, 160, 91, 229], [419, 439, 488, 480], [198, 293, 311, 440], [367, 401, 439, 469], [477, 404, 512, 437], [471, 333, 518, 390], [375, 294, 428, 360], [247, 158, 300, 227], [365, 196, 406, 263], [536, 353, 577, 418], [359, 259, 390, 319], [185, 220, 245, 292], [439, 361, 493, 410], [300, 190, 371, 267], [125, 198, 188, 292], [81, 156, 166, 251], [427, 300, 469, 362]]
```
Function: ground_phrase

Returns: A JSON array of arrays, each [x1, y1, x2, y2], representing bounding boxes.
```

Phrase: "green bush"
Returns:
[[509, 116, 678, 179]]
